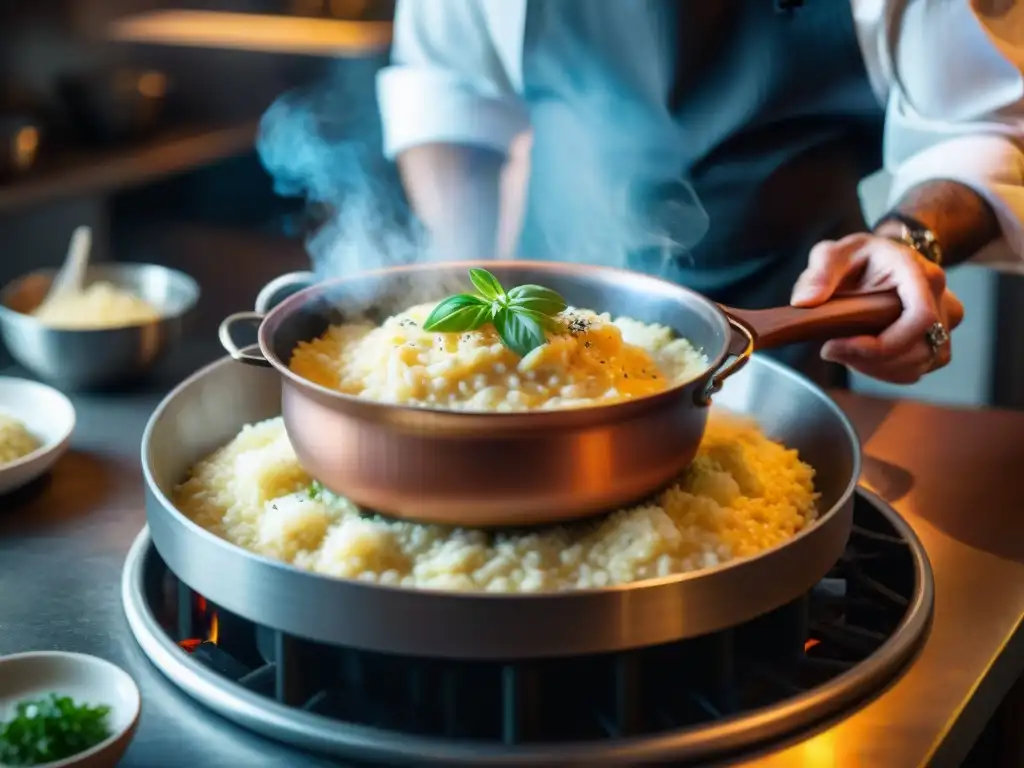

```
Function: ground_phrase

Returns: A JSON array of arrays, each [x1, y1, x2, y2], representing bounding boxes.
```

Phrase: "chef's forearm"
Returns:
[[397, 143, 505, 261], [876, 180, 1001, 268]]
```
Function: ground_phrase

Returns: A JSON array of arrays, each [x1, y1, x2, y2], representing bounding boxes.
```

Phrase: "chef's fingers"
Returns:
[[929, 334, 954, 371], [826, 299, 961, 367], [823, 243, 944, 360], [790, 234, 870, 307], [924, 291, 960, 373], [823, 280, 957, 381], [943, 290, 965, 331], [825, 333, 949, 383], [840, 336, 952, 383], [874, 246, 947, 355], [823, 332, 930, 369]]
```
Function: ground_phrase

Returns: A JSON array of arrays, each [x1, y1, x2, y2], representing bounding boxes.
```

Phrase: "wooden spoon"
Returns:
[[37, 226, 92, 310]]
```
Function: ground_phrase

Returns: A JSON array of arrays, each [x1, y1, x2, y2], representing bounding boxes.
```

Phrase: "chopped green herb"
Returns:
[[421, 269, 569, 358], [0, 694, 112, 766], [307, 480, 343, 506]]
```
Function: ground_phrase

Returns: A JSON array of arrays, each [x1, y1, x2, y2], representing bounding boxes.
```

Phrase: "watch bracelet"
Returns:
[[875, 212, 944, 266]]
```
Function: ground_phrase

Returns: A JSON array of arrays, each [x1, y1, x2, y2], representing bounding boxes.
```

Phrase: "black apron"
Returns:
[[516, 0, 884, 384]]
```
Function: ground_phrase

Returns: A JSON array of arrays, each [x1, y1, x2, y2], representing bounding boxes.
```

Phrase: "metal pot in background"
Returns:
[[58, 69, 169, 147], [0, 263, 199, 391]]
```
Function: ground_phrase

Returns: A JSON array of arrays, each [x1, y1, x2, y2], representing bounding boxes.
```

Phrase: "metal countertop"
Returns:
[[1, 342, 1022, 768]]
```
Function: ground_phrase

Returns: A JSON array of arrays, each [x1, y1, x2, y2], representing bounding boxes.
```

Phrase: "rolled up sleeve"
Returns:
[[377, 0, 529, 159], [882, 0, 1024, 262]]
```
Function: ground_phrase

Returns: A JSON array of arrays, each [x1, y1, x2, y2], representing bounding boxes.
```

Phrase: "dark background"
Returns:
[[2, 0, 1023, 407], [0, 1, 397, 343]]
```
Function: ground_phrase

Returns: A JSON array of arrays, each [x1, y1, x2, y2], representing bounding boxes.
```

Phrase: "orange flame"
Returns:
[[208, 612, 220, 645], [177, 594, 219, 652]]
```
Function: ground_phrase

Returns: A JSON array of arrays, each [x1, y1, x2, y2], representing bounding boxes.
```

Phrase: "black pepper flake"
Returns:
[[584, 341, 592, 348], [566, 315, 592, 336]]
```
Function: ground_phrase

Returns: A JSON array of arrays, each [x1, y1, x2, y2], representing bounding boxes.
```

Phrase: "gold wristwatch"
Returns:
[[875, 213, 944, 267]]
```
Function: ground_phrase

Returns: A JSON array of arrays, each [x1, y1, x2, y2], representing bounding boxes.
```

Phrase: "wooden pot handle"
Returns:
[[722, 291, 903, 349]]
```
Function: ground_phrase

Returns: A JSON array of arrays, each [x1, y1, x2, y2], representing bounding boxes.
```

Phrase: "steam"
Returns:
[[257, 59, 428, 281], [257, 58, 710, 285], [514, 100, 710, 274]]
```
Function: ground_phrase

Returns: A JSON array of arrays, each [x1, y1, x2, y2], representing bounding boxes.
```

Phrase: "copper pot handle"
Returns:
[[702, 291, 904, 402], [723, 290, 903, 349], [218, 311, 271, 368]]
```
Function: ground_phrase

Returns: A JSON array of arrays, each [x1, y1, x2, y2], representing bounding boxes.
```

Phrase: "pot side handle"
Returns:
[[722, 291, 903, 350], [223, 271, 317, 368], [255, 270, 317, 314], [218, 311, 272, 368]]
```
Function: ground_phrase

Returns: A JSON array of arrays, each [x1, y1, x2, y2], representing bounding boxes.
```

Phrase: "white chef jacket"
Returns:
[[376, 0, 1024, 264]]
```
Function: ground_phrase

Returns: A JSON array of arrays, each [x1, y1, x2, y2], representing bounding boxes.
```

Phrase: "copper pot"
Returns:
[[218, 261, 900, 527]]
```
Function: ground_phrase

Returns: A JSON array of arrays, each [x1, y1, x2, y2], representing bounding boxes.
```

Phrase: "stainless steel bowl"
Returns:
[[0, 263, 199, 390], [142, 351, 860, 658]]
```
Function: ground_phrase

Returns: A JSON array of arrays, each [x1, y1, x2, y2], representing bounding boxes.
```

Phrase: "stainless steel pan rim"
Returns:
[[142, 353, 859, 598], [143, 352, 857, 596], [142, 352, 859, 659], [122, 487, 933, 765]]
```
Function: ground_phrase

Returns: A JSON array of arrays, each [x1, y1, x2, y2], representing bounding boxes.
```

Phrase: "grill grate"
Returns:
[[140, 491, 929, 764]]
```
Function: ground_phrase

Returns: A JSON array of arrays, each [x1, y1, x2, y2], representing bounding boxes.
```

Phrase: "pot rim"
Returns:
[[254, 259, 735, 424]]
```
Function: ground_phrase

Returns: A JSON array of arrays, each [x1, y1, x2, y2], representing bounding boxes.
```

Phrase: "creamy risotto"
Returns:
[[289, 305, 708, 411], [0, 413, 40, 466], [33, 281, 160, 329], [174, 414, 819, 593]]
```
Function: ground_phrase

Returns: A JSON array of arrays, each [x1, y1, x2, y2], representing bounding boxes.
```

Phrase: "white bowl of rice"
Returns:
[[0, 377, 75, 495]]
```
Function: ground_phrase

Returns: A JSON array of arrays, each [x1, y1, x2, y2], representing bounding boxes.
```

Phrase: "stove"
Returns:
[[121, 488, 932, 766]]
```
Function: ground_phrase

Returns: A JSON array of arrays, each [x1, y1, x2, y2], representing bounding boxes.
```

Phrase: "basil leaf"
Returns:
[[507, 284, 568, 317], [516, 308, 565, 335], [494, 307, 548, 358], [422, 294, 491, 332], [468, 268, 505, 301]]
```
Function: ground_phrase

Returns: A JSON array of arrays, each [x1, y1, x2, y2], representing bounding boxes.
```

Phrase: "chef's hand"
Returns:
[[790, 233, 965, 384]]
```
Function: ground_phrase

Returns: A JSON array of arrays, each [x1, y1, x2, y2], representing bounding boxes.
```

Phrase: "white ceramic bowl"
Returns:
[[0, 376, 75, 495], [0, 652, 141, 768]]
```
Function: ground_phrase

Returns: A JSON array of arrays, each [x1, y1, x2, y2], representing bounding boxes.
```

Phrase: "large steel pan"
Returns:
[[215, 261, 896, 527], [142, 344, 860, 660]]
